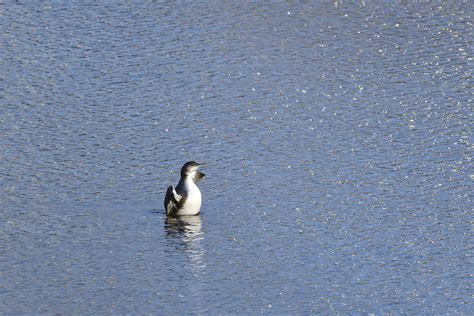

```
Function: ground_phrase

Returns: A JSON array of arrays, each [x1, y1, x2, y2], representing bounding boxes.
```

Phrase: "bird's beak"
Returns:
[[197, 163, 207, 167]]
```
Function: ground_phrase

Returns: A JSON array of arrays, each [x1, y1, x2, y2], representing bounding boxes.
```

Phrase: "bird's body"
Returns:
[[165, 161, 205, 217]]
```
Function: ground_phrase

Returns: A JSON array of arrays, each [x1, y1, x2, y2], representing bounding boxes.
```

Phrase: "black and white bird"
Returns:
[[164, 161, 206, 217]]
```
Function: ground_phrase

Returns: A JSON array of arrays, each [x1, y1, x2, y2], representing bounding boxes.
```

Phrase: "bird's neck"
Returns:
[[179, 175, 196, 190]]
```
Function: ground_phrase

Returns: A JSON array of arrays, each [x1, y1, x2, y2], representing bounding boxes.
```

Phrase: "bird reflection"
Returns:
[[164, 215, 206, 274], [165, 215, 203, 239]]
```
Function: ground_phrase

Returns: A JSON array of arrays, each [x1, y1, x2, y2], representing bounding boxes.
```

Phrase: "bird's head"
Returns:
[[181, 161, 206, 181]]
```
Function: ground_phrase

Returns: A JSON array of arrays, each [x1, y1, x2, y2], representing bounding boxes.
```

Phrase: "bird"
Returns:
[[164, 161, 206, 217]]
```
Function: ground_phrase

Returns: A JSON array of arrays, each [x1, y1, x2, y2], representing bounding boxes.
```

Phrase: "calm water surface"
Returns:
[[1, 1, 472, 314]]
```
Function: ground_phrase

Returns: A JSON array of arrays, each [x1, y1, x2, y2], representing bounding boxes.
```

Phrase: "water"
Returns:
[[1, 1, 472, 314]]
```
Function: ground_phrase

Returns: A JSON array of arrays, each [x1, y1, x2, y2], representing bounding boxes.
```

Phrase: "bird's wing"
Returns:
[[172, 186, 182, 202], [176, 194, 188, 209], [165, 186, 183, 216], [193, 171, 206, 182]]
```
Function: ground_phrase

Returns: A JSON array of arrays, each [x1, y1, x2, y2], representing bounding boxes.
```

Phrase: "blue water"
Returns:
[[1, 1, 472, 314]]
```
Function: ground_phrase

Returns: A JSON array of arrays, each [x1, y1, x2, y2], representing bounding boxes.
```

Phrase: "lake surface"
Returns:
[[1, 1, 472, 314]]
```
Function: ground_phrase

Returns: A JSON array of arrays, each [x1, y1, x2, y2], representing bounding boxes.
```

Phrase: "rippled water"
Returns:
[[1, 2, 472, 314]]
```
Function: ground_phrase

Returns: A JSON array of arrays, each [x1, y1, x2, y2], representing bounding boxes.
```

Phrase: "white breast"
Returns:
[[176, 178, 202, 216]]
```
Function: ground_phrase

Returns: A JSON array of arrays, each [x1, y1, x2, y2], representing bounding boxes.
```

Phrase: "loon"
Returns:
[[164, 161, 206, 217]]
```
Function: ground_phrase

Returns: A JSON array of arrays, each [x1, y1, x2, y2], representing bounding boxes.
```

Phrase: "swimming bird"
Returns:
[[164, 161, 206, 217]]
